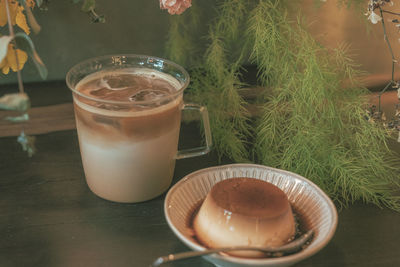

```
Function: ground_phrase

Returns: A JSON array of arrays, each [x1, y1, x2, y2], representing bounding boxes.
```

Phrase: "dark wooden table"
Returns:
[[1, 82, 400, 267]]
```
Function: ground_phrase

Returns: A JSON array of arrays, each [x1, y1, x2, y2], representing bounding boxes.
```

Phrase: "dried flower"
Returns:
[[0, 0, 35, 34], [0, 43, 28, 74], [367, 0, 392, 12], [368, 10, 382, 24], [365, 0, 393, 24], [160, 0, 191, 15]]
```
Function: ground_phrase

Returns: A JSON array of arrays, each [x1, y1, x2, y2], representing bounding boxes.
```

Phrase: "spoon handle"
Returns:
[[150, 230, 314, 267]]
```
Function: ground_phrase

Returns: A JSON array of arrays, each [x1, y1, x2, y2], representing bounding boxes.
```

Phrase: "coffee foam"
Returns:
[[74, 68, 182, 117]]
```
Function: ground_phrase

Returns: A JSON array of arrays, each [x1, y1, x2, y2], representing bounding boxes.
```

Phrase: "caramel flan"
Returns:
[[193, 178, 295, 257]]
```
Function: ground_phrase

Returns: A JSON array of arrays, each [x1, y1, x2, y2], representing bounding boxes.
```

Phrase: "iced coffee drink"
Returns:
[[67, 55, 211, 203]]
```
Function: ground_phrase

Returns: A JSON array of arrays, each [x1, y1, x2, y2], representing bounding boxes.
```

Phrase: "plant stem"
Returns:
[[377, 6, 396, 113], [381, 9, 400, 17], [5, 0, 27, 148], [4, 0, 25, 94]]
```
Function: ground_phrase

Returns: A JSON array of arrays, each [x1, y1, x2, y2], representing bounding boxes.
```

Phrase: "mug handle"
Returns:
[[175, 103, 212, 159]]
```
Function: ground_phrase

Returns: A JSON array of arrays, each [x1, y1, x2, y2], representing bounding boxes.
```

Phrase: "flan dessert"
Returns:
[[193, 178, 295, 257]]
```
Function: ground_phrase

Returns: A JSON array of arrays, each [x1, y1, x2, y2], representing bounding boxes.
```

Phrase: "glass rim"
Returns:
[[65, 54, 190, 105]]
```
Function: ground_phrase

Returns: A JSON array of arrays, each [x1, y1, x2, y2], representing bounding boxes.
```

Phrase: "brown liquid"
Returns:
[[74, 69, 182, 142], [73, 101, 181, 142], [73, 69, 183, 203]]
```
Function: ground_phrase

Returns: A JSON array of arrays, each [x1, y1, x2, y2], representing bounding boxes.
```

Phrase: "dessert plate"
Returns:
[[164, 164, 338, 267]]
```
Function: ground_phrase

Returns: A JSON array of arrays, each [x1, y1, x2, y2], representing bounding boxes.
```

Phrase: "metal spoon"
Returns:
[[151, 229, 314, 266]]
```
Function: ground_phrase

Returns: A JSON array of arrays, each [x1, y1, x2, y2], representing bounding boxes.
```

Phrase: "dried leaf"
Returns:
[[24, 5, 41, 34], [0, 0, 19, 27], [6, 44, 28, 72], [88, 11, 105, 23], [34, 0, 42, 7], [5, 113, 29, 122], [14, 32, 47, 78], [81, 0, 96, 12], [1, 1, 35, 33], [0, 35, 13, 62], [0, 33, 47, 78], [17, 131, 36, 157], [17, 0, 41, 34], [15, 5, 30, 34], [0, 93, 30, 111], [0, 43, 28, 74]]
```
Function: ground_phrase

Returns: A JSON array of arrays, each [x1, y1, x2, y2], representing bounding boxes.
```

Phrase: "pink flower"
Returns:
[[160, 0, 192, 15]]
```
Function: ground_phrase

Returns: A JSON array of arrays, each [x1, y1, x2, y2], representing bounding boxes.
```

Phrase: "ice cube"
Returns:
[[89, 88, 111, 97], [99, 74, 137, 91], [129, 89, 170, 102], [96, 103, 122, 111]]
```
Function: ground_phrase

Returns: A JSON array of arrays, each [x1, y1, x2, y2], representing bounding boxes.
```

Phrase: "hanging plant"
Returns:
[[0, 0, 47, 156], [0, 0, 105, 156]]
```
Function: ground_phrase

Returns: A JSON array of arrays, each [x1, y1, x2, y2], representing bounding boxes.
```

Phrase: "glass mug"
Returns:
[[66, 55, 212, 203]]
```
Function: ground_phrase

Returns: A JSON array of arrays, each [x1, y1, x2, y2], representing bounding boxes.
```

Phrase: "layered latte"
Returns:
[[73, 68, 182, 202]]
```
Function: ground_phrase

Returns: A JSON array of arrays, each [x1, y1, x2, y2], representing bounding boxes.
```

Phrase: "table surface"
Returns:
[[1, 82, 400, 267]]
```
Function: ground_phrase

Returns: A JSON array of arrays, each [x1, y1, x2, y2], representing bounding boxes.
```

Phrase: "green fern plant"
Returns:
[[165, 0, 400, 211]]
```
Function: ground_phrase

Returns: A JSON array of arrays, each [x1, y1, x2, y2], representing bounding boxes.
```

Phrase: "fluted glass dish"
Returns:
[[164, 164, 338, 267]]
